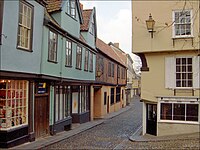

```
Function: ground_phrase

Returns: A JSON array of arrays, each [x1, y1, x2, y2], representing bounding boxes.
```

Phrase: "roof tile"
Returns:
[[81, 9, 93, 31], [96, 38, 126, 67], [46, 0, 62, 13]]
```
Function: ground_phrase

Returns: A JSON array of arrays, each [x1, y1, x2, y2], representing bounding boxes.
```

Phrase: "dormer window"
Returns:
[[90, 22, 94, 35], [173, 10, 192, 38], [67, 0, 76, 19]]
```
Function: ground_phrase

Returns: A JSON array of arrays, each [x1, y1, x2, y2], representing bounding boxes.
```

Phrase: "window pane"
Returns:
[[176, 73, 181, 79], [161, 103, 172, 120], [186, 104, 198, 121], [84, 49, 89, 70], [182, 58, 186, 64], [188, 80, 192, 87], [173, 104, 185, 121], [176, 58, 181, 65], [89, 52, 93, 72]]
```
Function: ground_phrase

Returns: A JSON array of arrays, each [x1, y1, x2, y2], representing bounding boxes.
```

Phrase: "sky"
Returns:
[[80, 0, 141, 73]]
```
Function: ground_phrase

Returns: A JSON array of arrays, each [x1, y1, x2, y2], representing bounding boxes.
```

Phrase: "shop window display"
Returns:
[[0, 80, 28, 130]]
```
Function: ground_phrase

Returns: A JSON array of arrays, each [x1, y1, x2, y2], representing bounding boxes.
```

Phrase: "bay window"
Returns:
[[0, 80, 28, 130]]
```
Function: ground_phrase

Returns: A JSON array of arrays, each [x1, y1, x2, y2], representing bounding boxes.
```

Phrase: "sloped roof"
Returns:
[[46, 0, 62, 13], [114, 48, 127, 67], [96, 38, 126, 67], [81, 9, 93, 31], [79, 34, 87, 43], [44, 8, 61, 28]]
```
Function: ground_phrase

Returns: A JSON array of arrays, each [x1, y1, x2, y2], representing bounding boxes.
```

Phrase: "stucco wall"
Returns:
[[132, 1, 199, 53], [157, 122, 200, 136], [141, 51, 200, 102]]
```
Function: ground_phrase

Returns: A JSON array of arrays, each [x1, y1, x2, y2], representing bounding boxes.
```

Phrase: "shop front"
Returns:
[[0, 79, 29, 148], [71, 85, 90, 123], [50, 85, 72, 135], [50, 84, 90, 135]]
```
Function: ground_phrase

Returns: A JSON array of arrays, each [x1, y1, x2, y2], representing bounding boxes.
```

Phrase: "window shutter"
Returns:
[[193, 56, 200, 89], [165, 57, 176, 89]]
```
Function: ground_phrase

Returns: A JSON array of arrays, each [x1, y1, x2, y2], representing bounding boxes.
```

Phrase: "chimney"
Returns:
[[114, 43, 119, 48], [80, 2, 83, 10]]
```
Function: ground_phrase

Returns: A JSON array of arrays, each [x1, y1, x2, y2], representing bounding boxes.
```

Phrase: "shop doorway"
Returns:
[[146, 104, 157, 135], [34, 83, 49, 138]]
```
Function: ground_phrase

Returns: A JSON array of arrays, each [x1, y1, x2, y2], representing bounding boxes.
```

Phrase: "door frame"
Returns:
[[34, 83, 50, 139], [146, 103, 157, 136]]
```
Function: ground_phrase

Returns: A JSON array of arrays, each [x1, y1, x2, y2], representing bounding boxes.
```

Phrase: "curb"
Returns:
[[129, 125, 142, 142], [12, 103, 132, 149]]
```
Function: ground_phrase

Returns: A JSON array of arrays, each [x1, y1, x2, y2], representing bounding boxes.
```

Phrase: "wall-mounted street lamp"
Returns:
[[146, 14, 155, 38]]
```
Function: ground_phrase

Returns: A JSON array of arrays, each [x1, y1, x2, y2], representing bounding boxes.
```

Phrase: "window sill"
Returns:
[[65, 12, 77, 22], [17, 46, 33, 52], [173, 87, 193, 90], [47, 60, 58, 64], [0, 124, 28, 131], [158, 120, 199, 125], [65, 65, 72, 68], [172, 36, 194, 39], [75, 67, 82, 70]]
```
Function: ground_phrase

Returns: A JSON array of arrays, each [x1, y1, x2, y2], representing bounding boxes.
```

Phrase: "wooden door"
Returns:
[[146, 104, 157, 135], [34, 95, 49, 138]]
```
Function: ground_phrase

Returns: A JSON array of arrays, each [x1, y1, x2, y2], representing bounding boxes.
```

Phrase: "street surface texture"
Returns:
[[43, 97, 200, 149]]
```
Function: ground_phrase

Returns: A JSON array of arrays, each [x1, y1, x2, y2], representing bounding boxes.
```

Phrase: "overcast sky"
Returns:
[[80, 0, 141, 73]]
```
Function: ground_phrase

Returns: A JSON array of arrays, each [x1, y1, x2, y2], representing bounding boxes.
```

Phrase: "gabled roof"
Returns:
[[81, 9, 93, 31], [46, 0, 83, 23], [109, 42, 127, 67], [46, 0, 62, 13], [96, 38, 126, 67]]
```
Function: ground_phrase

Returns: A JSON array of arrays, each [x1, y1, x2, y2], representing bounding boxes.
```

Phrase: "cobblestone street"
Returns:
[[43, 96, 200, 150], [43, 96, 142, 149]]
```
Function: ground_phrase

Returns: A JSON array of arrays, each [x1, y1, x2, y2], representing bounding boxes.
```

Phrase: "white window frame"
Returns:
[[48, 30, 58, 62], [66, 40, 72, 67], [165, 56, 199, 89], [172, 9, 193, 38], [17, 1, 33, 50], [176, 57, 193, 87], [158, 100, 199, 124], [0, 80, 29, 130], [76, 45, 82, 69], [66, 0, 76, 19]]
